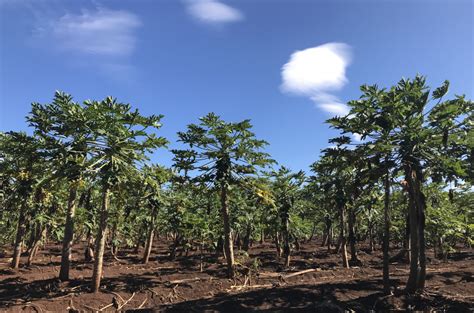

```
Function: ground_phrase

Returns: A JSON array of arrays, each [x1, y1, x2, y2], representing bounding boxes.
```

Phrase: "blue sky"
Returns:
[[0, 0, 473, 172]]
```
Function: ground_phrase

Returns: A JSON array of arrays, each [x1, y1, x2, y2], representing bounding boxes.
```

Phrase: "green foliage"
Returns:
[[0, 79, 471, 282]]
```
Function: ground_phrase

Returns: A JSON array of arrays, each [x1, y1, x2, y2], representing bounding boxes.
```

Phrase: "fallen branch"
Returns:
[[98, 303, 115, 312], [282, 268, 319, 280], [117, 292, 136, 311], [229, 283, 273, 292], [137, 297, 148, 309], [167, 276, 213, 285]]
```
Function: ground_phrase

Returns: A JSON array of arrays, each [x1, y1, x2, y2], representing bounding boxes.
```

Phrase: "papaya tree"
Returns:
[[311, 137, 355, 268], [330, 76, 472, 293], [174, 113, 273, 278], [85, 97, 167, 292], [28, 91, 95, 281], [268, 166, 305, 267], [141, 165, 172, 264], [0, 132, 45, 269]]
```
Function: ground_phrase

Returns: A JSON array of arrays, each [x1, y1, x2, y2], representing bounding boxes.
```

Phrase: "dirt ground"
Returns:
[[0, 239, 472, 312]]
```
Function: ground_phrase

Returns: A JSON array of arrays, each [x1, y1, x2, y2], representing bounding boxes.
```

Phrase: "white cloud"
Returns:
[[185, 0, 243, 25], [318, 103, 349, 116], [37, 7, 141, 57], [31, 6, 141, 81], [311, 93, 350, 116], [281, 42, 352, 116]]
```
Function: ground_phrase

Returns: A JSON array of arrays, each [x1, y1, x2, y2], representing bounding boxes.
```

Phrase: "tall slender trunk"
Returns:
[[110, 222, 118, 256], [282, 211, 291, 268], [143, 228, 154, 264], [235, 233, 241, 251], [214, 236, 223, 259], [220, 184, 234, 278], [170, 233, 182, 260], [308, 222, 316, 242], [348, 207, 359, 264], [27, 224, 46, 266], [328, 223, 333, 252], [417, 194, 426, 290], [404, 213, 411, 263], [368, 223, 374, 253], [91, 186, 110, 293], [275, 230, 281, 257], [383, 166, 391, 294], [143, 207, 157, 264], [322, 217, 331, 247], [85, 230, 94, 262], [11, 201, 28, 269], [339, 202, 349, 268], [321, 233, 328, 247], [406, 195, 419, 293], [242, 224, 251, 251], [405, 162, 427, 293], [59, 184, 78, 281]]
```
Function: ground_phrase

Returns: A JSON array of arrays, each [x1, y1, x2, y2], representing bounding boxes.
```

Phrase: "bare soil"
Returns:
[[0, 240, 472, 312]]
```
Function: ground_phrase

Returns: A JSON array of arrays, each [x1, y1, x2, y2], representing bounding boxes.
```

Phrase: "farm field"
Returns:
[[1, 1, 473, 312], [1, 240, 472, 312]]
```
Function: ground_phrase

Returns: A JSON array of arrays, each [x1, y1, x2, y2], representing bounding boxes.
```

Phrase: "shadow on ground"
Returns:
[[128, 278, 472, 313]]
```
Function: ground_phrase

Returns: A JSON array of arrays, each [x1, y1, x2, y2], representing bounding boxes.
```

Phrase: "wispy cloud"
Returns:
[[281, 43, 352, 116], [36, 7, 141, 57], [185, 0, 243, 25], [32, 6, 141, 80]]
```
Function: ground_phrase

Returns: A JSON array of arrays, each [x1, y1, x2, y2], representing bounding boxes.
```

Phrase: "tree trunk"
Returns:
[[27, 224, 46, 266], [11, 201, 28, 269], [220, 184, 234, 278], [368, 222, 374, 253], [405, 213, 411, 263], [328, 222, 333, 253], [143, 227, 154, 264], [170, 233, 181, 260], [405, 160, 426, 293], [383, 166, 391, 294], [282, 214, 291, 268], [308, 222, 316, 242], [406, 195, 419, 293], [417, 193, 427, 291], [405, 162, 427, 293], [110, 222, 118, 256], [91, 186, 110, 293], [59, 185, 78, 281], [321, 233, 328, 247], [143, 207, 157, 264], [322, 217, 331, 247], [242, 225, 251, 251], [85, 230, 94, 262], [339, 202, 349, 268], [294, 235, 300, 251], [348, 207, 359, 265], [235, 233, 241, 251], [274, 230, 281, 258], [215, 236, 223, 259]]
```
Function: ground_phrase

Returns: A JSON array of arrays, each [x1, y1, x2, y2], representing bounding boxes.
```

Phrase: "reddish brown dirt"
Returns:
[[0, 240, 472, 312]]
